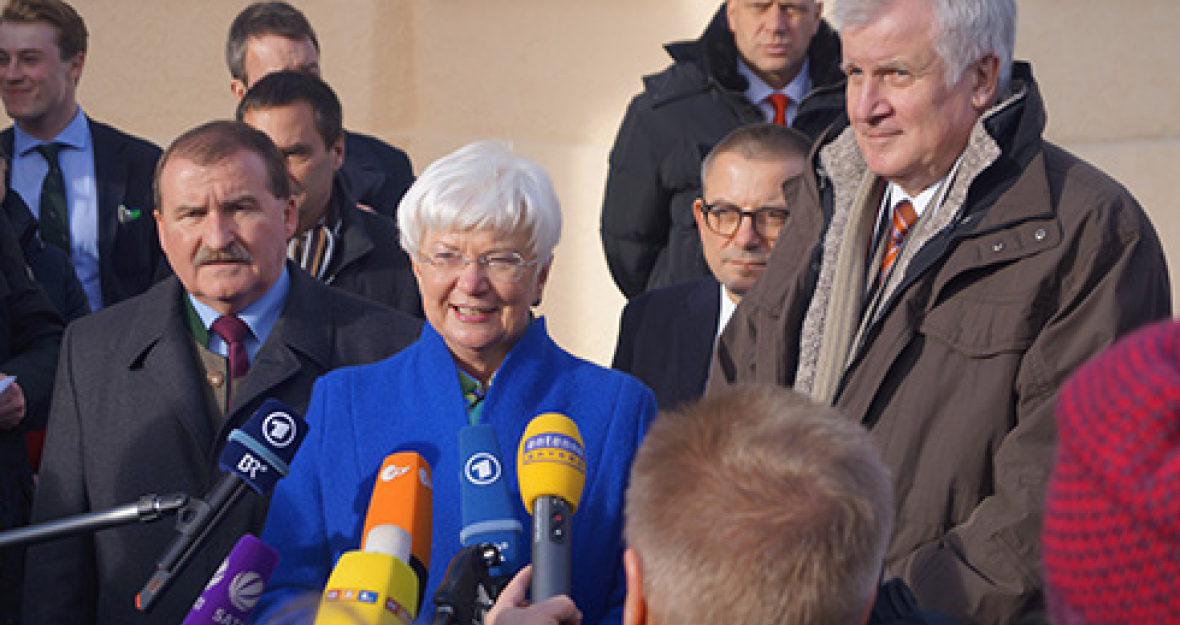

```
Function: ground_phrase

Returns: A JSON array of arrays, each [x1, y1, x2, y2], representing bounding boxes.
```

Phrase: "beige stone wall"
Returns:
[[22, 0, 1178, 365]]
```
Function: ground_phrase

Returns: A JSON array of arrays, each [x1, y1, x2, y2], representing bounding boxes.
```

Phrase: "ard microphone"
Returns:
[[137, 399, 307, 612], [517, 413, 585, 601], [460, 424, 525, 580], [316, 451, 433, 625], [181, 534, 278, 625]]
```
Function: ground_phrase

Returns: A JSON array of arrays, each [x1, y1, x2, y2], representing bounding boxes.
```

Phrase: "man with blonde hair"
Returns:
[[624, 384, 892, 625], [0, 0, 163, 311], [488, 384, 924, 625]]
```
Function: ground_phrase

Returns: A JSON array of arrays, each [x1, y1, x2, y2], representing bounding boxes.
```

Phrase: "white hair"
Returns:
[[397, 140, 562, 261], [829, 0, 1016, 96]]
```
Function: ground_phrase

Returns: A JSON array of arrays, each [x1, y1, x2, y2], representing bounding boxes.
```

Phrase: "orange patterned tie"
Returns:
[[767, 93, 790, 126], [880, 199, 918, 280]]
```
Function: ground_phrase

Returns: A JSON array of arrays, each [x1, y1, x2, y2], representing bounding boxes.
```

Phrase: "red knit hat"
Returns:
[[1044, 319, 1180, 625]]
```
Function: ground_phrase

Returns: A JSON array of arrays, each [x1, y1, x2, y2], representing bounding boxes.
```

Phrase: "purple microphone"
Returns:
[[181, 534, 278, 625]]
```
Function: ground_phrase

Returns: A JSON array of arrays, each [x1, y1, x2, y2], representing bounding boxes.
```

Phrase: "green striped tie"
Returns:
[[35, 143, 69, 254]]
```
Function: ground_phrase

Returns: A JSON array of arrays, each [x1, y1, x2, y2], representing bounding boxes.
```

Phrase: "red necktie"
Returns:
[[767, 93, 790, 126], [212, 314, 252, 383], [880, 199, 918, 280]]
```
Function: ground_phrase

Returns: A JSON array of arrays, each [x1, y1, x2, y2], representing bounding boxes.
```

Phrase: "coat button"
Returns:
[[993, 241, 1005, 252], [208, 371, 224, 387], [1034, 228, 1047, 241]]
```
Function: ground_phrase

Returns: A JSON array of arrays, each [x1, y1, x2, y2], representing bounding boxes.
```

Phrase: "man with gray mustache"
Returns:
[[24, 120, 421, 625]]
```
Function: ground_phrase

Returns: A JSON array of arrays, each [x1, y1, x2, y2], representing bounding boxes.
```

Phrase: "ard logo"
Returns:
[[464, 452, 501, 486], [262, 411, 298, 448]]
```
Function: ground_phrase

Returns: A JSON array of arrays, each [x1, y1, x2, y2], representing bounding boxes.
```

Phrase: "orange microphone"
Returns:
[[316, 452, 433, 625]]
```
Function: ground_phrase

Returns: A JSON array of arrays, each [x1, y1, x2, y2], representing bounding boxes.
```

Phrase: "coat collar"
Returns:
[[663, 5, 843, 97], [329, 179, 377, 277], [117, 264, 333, 449]]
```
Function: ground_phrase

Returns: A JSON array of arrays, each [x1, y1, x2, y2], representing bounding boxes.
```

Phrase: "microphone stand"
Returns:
[[0, 493, 189, 550], [431, 543, 503, 625]]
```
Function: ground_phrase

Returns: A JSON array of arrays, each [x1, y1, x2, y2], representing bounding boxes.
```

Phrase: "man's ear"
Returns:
[[623, 548, 648, 625], [692, 198, 707, 229], [230, 78, 248, 99], [971, 54, 1001, 110], [330, 135, 345, 171]]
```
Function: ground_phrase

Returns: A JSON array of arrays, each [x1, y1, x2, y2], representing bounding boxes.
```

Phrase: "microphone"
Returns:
[[181, 534, 278, 625], [136, 399, 308, 612], [316, 451, 433, 625], [517, 413, 585, 601], [460, 424, 525, 581]]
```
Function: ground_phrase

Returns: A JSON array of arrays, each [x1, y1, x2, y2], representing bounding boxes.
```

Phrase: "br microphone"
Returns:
[[460, 424, 525, 581], [517, 413, 586, 601], [181, 534, 278, 625], [136, 399, 307, 612], [316, 451, 433, 625]]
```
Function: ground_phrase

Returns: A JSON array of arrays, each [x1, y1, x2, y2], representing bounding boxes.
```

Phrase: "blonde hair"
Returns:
[[625, 384, 893, 625]]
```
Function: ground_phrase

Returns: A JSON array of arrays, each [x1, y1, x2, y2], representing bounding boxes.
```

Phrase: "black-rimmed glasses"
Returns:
[[699, 202, 789, 240]]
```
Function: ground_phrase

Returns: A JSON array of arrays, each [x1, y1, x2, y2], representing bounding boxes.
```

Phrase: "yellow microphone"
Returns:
[[517, 413, 585, 600], [315, 452, 433, 625]]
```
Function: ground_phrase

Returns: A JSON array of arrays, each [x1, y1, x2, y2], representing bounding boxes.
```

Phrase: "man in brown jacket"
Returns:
[[711, 0, 1171, 623]]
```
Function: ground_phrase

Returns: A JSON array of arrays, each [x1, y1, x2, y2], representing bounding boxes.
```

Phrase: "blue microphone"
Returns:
[[137, 399, 308, 612], [459, 424, 524, 580]]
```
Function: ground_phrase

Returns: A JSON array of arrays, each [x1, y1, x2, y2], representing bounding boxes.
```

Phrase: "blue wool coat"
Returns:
[[256, 318, 655, 625]]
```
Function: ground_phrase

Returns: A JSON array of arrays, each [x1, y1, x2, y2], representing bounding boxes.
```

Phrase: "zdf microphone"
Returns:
[[316, 451, 432, 625], [181, 534, 278, 625], [517, 413, 585, 601], [137, 399, 307, 612]]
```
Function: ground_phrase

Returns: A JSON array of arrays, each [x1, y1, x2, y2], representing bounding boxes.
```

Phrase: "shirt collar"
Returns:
[[717, 283, 738, 341], [883, 154, 965, 220], [738, 58, 812, 106], [187, 266, 291, 344], [14, 106, 89, 156]]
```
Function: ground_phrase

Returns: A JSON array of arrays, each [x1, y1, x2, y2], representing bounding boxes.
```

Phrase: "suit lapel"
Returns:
[[122, 278, 215, 450], [677, 279, 721, 398], [89, 120, 127, 286]]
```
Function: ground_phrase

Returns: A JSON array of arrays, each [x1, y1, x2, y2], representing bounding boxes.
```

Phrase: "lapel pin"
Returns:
[[118, 205, 142, 224]]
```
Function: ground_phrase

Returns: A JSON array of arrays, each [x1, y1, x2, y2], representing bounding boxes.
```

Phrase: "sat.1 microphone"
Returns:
[[137, 399, 307, 613], [460, 424, 525, 580], [316, 451, 433, 625], [181, 534, 278, 625], [517, 413, 585, 601]]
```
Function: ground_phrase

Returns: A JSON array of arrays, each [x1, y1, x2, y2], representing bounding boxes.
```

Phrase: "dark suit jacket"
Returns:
[[2, 118, 164, 309], [611, 277, 720, 410], [0, 209, 62, 625], [325, 180, 422, 317], [340, 130, 415, 219], [24, 265, 422, 625]]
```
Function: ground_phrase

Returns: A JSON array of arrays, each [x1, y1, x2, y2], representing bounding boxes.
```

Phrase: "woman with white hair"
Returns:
[[255, 141, 656, 625]]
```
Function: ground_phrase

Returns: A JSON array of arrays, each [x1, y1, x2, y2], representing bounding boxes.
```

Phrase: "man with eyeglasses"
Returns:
[[612, 123, 810, 409], [601, 1, 843, 300]]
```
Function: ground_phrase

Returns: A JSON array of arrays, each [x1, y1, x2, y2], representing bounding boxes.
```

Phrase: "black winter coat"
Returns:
[[600, 5, 844, 298]]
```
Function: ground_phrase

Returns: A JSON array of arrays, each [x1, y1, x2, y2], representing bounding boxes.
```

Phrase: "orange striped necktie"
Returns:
[[880, 199, 918, 280], [766, 93, 790, 126]]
